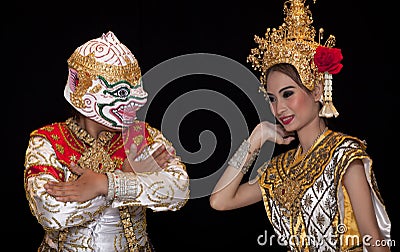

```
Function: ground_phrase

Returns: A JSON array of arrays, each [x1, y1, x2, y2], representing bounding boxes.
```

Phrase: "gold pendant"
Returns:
[[78, 141, 116, 174], [273, 177, 302, 212]]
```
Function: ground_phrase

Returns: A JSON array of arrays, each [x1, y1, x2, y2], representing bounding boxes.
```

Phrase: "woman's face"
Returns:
[[266, 70, 320, 132]]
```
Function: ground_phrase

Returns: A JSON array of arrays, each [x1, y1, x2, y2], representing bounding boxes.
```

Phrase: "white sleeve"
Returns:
[[107, 128, 190, 211], [24, 136, 109, 230]]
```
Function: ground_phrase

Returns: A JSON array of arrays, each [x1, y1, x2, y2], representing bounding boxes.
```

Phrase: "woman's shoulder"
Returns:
[[329, 130, 367, 150]]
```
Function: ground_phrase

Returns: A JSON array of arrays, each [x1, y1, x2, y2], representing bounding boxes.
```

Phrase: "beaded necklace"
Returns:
[[66, 117, 118, 180], [289, 126, 328, 177]]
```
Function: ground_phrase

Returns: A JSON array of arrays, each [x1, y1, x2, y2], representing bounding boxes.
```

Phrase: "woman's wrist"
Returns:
[[228, 139, 260, 175], [247, 135, 261, 153]]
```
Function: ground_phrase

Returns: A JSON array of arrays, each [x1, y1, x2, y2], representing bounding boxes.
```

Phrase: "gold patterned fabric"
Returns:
[[258, 130, 391, 252], [24, 118, 190, 251]]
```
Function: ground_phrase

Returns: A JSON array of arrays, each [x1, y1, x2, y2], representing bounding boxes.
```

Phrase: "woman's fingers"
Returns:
[[275, 124, 295, 138]]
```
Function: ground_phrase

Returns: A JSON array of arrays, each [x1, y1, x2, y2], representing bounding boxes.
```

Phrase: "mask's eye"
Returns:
[[113, 87, 130, 98]]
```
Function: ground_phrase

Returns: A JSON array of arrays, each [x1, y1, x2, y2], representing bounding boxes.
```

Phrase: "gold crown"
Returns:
[[247, 0, 341, 117]]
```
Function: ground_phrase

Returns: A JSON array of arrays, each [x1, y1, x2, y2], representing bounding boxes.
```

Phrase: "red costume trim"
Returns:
[[25, 120, 152, 182]]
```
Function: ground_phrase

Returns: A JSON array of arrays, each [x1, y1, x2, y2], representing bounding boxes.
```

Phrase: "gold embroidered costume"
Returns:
[[258, 130, 391, 251], [24, 118, 189, 251], [24, 31, 190, 252], [244, 0, 392, 250]]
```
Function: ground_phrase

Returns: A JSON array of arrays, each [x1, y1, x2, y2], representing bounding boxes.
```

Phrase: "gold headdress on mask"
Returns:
[[66, 31, 142, 109], [247, 0, 343, 118]]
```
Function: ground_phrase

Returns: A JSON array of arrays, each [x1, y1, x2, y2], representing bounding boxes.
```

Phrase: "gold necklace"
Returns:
[[289, 126, 328, 177], [272, 127, 329, 214], [66, 117, 118, 180]]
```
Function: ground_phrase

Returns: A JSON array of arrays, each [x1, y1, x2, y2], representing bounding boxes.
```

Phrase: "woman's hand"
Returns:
[[44, 162, 108, 202], [248, 121, 295, 150], [122, 143, 174, 173]]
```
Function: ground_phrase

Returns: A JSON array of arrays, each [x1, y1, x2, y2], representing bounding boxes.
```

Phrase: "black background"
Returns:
[[3, 0, 398, 251]]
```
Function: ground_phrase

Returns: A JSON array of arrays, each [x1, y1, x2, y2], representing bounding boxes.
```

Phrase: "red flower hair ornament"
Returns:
[[313, 46, 343, 118], [314, 46, 343, 74]]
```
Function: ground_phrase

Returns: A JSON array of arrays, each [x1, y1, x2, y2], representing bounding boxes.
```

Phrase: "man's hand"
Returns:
[[44, 162, 108, 202], [122, 143, 174, 173]]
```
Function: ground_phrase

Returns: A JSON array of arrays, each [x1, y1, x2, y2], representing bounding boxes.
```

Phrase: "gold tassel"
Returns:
[[319, 72, 339, 118]]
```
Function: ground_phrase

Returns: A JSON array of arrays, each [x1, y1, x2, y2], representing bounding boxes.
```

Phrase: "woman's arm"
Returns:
[[343, 159, 391, 252], [210, 121, 294, 211], [209, 149, 264, 210]]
